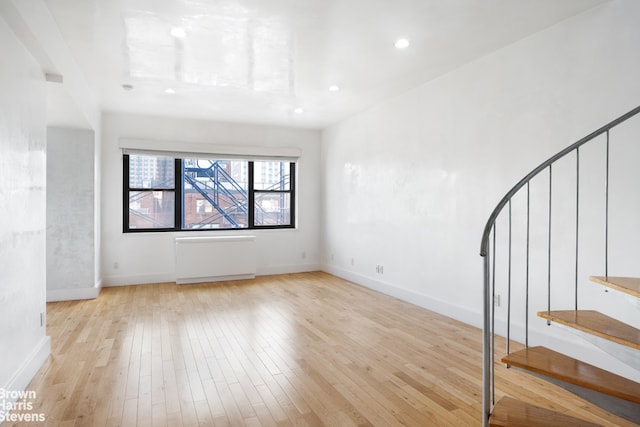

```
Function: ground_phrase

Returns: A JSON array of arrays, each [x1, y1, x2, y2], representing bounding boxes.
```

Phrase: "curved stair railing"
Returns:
[[479, 105, 640, 426]]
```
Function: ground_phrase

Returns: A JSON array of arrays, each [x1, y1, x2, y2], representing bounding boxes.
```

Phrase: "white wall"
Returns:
[[0, 14, 50, 397], [101, 112, 321, 285], [321, 0, 640, 380], [46, 127, 99, 301]]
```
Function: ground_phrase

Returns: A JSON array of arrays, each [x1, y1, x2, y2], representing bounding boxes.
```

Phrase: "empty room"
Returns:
[[1, 0, 639, 425]]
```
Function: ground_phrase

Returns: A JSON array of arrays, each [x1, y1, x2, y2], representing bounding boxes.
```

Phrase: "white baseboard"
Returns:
[[257, 263, 321, 276], [46, 286, 101, 302], [102, 272, 175, 287], [3, 336, 50, 396], [103, 264, 321, 287], [177, 273, 255, 284], [322, 264, 483, 328]]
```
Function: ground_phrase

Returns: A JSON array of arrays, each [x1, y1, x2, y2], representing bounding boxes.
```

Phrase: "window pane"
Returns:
[[255, 193, 291, 226], [182, 159, 249, 229], [129, 155, 175, 189], [128, 191, 174, 229], [253, 161, 290, 190]]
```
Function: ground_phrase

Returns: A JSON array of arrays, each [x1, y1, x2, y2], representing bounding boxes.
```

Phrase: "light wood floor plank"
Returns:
[[4, 272, 636, 426]]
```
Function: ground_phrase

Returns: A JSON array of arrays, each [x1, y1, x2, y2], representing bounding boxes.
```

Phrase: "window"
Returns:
[[253, 160, 293, 226], [124, 155, 178, 230], [123, 154, 295, 232], [182, 158, 249, 229]]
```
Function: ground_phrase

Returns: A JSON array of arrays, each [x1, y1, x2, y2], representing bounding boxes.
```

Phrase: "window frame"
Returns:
[[123, 154, 296, 233], [249, 160, 296, 229]]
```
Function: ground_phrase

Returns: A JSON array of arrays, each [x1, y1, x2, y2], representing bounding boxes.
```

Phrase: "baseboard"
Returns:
[[2, 335, 50, 396], [177, 273, 255, 284], [46, 286, 101, 302], [257, 263, 321, 276], [102, 272, 175, 287], [103, 264, 321, 287], [322, 264, 483, 329]]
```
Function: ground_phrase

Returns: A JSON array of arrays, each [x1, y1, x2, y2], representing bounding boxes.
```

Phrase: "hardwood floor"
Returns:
[[6, 272, 636, 426]]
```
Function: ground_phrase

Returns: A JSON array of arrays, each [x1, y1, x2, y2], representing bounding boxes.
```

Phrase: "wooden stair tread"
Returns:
[[590, 276, 640, 298], [490, 397, 602, 427], [501, 346, 640, 403], [537, 310, 640, 350]]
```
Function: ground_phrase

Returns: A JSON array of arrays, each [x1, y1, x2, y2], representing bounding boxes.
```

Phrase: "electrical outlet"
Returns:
[[494, 294, 501, 307], [40, 312, 44, 327]]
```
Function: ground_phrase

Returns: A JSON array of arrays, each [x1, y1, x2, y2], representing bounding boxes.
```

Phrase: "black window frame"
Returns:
[[123, 154, 296, 233], [249, 160, 296, 229]]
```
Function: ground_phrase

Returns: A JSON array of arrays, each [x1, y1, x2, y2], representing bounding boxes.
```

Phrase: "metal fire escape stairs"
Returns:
[[183, 160, 288, 228], [183, 160, 247, 228]]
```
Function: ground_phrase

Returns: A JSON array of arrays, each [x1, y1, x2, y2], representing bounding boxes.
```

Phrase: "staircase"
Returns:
[[480, 106, 640, 426]]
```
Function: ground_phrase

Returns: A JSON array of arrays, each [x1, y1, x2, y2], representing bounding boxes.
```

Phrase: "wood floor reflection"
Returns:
[[10, 272, 633, 426]]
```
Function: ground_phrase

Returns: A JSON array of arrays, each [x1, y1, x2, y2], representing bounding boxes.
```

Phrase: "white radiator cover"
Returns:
[[175, 235, 256, 284]]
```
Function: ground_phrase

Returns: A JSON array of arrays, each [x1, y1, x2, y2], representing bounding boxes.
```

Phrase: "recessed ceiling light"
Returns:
[[165, 88, 176, 94], [170, 27, 187, 38], [294, 107, 304, 114], [394, 38, 410, 49], [329, 85, 340, 92]]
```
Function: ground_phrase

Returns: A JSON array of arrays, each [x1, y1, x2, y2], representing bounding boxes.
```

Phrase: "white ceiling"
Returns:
[[43, 0, 605, 129]]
